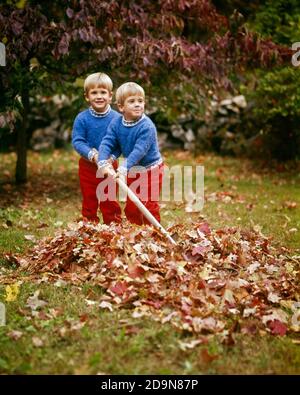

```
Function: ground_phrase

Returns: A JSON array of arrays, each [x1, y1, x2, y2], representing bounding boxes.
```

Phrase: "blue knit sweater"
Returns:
[[72, 107, 120, 160], [98, 114, 162, 170]]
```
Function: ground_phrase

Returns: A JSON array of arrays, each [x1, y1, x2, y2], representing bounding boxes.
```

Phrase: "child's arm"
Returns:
[[123, 125, 155, 171], [72, 115, 94, 161], [110, 146, 122, 162], [98, 122, 119, 167]]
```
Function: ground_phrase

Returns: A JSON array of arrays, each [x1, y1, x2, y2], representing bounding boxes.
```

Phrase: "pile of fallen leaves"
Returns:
[[2, 221, 300, 340]]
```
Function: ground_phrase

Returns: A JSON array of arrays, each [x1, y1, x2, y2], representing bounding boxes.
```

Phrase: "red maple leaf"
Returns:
[[268, 319, 287, 336], [144, 300, 164, 309], [201, 348, 219, 363], [109, 281, 128, 296], [99, 231, 113, 242], [128, 264, 145, 279], [192, 245, 210, 256], [197, 222, 211, 235]]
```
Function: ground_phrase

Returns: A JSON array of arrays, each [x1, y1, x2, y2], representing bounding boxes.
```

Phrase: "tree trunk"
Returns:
[[15, 81, 30, 184]]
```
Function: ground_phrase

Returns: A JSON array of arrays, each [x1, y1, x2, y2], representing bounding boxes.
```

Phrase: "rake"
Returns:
[[105, 166, 177, 245]]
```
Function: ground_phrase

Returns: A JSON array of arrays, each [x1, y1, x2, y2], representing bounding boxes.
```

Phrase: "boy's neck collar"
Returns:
[[89, 105, 111, 118], [122, 113, 145, 127]]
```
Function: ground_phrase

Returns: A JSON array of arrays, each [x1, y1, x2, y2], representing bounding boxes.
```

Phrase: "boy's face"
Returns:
[[118, 95, 145, 121], [85, 85, 112, 112]]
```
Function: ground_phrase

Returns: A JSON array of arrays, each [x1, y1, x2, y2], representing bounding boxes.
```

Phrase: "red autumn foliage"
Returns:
[[2, 220, 299, 341]]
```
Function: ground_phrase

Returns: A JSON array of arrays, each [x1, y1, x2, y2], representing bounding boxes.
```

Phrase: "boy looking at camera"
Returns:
[[72, 72, 121, 224]]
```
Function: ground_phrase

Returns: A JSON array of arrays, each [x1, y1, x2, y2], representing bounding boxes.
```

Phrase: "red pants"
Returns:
[[125, 163, 164, 225], [78, 158, 122, 224]]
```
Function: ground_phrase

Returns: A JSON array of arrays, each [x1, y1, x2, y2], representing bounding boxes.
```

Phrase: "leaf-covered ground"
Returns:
[[2, 219, 299, 343], [0, 149, 299, 374]]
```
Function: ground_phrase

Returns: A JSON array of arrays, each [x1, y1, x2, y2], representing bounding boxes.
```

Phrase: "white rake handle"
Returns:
[[106, 167, 177, 245]]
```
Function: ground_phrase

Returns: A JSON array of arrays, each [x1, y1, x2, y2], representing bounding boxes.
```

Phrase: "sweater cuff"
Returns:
[[88, 148, 98, 162], [97, 159, 109, 169]]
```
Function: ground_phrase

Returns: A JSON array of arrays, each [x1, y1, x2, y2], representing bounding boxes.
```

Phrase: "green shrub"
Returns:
[[250, 0, 300, 45], [241, 67, 300, 160]]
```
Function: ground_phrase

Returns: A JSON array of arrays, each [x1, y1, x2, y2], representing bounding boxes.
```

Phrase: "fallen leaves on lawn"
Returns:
[[24, 234, 36, 242], [282, 201, 298, 210], [32, 336, 44, 347], [7, 330, 23, 340], [201, 348, 219, 364], [1, 221, 300, 342], [206, 191, 246, 204], [26, 290, 47, 311]]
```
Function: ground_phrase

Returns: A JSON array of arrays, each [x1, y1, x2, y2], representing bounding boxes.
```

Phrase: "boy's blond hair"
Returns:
[[84, 72, 113, 93], [116, 82, 145, 106]]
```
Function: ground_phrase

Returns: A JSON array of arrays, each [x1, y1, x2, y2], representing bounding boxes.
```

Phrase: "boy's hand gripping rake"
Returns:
[[105, 166, 177, 245]]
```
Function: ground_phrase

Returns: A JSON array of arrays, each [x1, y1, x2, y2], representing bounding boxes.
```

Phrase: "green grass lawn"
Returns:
[[0, 148, 299, 374]]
